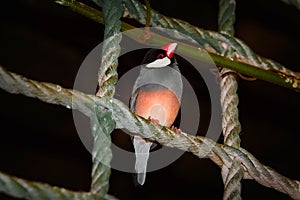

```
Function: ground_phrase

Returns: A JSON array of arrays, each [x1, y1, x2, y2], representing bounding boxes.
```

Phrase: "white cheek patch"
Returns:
[[146, 57, 171, 68]]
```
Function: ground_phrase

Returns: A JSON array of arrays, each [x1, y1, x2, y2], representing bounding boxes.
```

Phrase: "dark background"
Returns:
[[0, 0, 299, 199]]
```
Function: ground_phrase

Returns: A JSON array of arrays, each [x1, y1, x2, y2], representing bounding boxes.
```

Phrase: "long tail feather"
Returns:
[[133, 136, 152, 185]]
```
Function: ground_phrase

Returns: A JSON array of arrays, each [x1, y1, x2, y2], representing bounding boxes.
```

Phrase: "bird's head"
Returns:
[[143, 43, 178, 68]]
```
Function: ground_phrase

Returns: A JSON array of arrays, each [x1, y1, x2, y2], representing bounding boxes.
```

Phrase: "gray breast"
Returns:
[[131, 63, 183, 104]]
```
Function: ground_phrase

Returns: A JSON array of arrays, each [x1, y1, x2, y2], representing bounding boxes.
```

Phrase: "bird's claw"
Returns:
[[147, 117, 180, 133], [171, 125, 181, 133], [148, 116, 159, 125]]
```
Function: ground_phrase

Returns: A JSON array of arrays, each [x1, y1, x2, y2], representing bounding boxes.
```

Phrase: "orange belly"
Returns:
[[134, 89, 180, 127]]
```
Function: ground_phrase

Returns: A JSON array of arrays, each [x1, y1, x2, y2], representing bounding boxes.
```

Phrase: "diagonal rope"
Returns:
[[0, 65, 299, 199], [0, 171, 117, 200], [122, 0, 300, 82], [0, 1, 298, 199], [218, 0, 244, 199], [0, 171, 90, 200], [55, 0, 300, 93]]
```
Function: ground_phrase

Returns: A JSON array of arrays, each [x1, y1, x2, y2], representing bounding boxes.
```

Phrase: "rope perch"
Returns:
[[0, 65, 299, 199]]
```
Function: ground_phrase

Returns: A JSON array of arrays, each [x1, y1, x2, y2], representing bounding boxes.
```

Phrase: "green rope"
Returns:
[[55, 0, 300, 93], [218, 0, 236, 36], [0, 1, 299, 199], [96, 0, 123, 98], [122, 0, 300, 92], [91, 0, 123, 196], [0, 65, 299, 199], [90, 109, 116, 196], [218, 1, 244, 199], [0, 170, 116, 200]]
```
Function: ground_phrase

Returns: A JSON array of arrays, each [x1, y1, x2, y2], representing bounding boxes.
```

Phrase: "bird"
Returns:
[[130, 43, 183, 185]]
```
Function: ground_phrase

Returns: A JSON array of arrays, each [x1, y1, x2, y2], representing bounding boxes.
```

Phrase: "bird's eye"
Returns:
[[157, 54, 165, 59]]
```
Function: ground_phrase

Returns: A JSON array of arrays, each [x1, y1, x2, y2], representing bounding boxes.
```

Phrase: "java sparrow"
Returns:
[[130, 43, 183, 185]]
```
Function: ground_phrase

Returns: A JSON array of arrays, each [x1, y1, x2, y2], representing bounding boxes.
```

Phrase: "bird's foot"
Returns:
[[171, 125, 181, 133], [148, 116, 159, 125]]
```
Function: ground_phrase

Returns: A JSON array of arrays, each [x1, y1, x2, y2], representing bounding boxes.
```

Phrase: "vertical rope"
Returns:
[[96, 1, 123, 98], [218, 0, 244, 199], [91, 0, 124, 196]]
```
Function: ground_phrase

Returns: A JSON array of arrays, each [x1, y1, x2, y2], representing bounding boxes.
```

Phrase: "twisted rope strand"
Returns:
[[218, 0, 244, 199], [0, 65, 299, 199], [0, 171, 118, 200], [220, 70, 243, 200], [122, 0, 300, 80], [91, 0, 123, 196], [0, 66, 96, 116]]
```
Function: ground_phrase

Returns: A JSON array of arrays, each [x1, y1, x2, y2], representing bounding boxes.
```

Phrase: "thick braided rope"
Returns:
[[0, 171, 118, 200], [0, 65, 299, 199], [122, 0, 300, 81], [91, 0, 123, 196], [0, 66, 96, 116], [96, 1, 122, 98], [218, 0, 244, 199], [0, 172, 116, 200], [220, 67, 243, 200], [0, 171, 91, 200]]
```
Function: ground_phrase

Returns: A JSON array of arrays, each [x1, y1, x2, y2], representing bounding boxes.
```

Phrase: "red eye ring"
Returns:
[[157, 54, 164, 59]]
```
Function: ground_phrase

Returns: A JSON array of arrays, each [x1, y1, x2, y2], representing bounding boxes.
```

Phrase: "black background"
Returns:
[[0, 0, 299, 199]]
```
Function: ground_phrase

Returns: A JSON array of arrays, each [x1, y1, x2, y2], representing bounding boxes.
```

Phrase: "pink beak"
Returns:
[[161, 43, 177, 58]]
